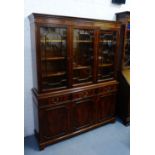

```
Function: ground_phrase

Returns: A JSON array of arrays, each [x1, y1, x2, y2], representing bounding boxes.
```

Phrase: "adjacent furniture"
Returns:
[[116, 11, 130, 70], [29, 13, 121, 149], [116, 11, 130, 125]]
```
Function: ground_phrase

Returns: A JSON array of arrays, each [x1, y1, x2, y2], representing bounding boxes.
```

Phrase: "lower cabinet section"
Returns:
[[33, 82, 118, 150]]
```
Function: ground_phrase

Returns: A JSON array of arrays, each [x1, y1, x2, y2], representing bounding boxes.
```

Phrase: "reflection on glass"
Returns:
[[98, 31, 116, 81], [40, 27, 67, 89], [73, 29, 94, 85]]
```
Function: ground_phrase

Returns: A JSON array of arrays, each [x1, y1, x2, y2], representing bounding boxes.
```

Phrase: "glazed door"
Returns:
[[97, 30, 117, 82], [72, 28, 95, 86], [39, 26, 68, 90]]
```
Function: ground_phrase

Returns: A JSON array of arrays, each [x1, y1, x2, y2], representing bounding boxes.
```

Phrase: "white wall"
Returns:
[[24, 0, 130, 137]]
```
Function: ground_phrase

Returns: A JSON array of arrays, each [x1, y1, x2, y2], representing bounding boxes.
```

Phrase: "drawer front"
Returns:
[[49, 94, 71, 104], [72, 89, 96, 101], [38, 94, 71, 107], [38, 84, 117, 107], [97, 84, 117, 95]]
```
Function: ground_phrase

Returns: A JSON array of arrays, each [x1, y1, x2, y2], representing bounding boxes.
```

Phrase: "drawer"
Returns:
[[72, 89, 96, 101], [38, 94, 71, 108], [97, 84, 117, 95], [49, 94, 71, 104]]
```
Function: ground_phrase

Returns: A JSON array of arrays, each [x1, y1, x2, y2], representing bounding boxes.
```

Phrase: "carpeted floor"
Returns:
[[24, 120, 130, 155]]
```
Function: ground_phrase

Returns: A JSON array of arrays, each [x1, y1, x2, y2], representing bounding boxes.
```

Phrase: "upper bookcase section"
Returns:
[[29, 13, 121, 93]]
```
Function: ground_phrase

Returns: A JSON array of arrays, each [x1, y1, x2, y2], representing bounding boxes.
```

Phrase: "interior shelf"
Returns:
[[73, 76, 92, 82], [98, 74, 113, 80], [73, 66, 90, 70], [73, 40, 92, 43], [43, 71, 66, 77], [40, 40, 66, 43], [99, 64, 113, 67], [100, 40, 113, 43], [41, 57, 65, 61]]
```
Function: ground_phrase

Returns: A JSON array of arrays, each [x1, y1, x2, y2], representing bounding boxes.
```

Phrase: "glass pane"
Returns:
[[40, 27, 67, 89], [124, 30, 130, 67], [98, 31, 116, 81], [73, 29, 94, 85]]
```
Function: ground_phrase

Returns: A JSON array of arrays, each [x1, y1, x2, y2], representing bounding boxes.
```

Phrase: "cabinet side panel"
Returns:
[[30, 23, 38, 90], [33, 96, 39, 133]]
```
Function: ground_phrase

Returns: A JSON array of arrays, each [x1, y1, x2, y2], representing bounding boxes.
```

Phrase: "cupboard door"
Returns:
[[40, 103, 70, 140], [40, 26, 68, 90], [72, 98, 96, 130], [97, 30, 117, 82], [72, 29, 95, 85], [97, 95, 116, 122]]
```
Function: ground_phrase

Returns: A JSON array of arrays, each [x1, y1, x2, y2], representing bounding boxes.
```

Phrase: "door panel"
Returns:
[[72, 98, 96, 130], [40, 103, 70, 139], [97, 95, 116, 122]]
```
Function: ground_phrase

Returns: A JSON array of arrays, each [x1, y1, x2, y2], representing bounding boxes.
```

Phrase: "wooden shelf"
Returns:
[[98, 77, 114, 82], [73, 40, 92, 43], [43, 71, 66, 77], [98, 74, 111, 77], [100, 40, 113, 43], [42, 57, 65, 61], [73, 76, 92, 83], [99, 64, 113, 67], [98, 74, 113, 80], [73, 66, 90, 70], [41, 40, 66, 43], [73, 47, 93, 50]]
